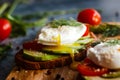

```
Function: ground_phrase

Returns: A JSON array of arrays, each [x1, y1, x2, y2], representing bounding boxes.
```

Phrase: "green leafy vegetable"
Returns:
[[0, 44, 11, 60], [106, 39, 120, 45], [0, 0, 48, 37], [101, 71, 120, 78], [0, 45, 11, 53], [90, 23, 120, 37], [48, 19, 82, 28]]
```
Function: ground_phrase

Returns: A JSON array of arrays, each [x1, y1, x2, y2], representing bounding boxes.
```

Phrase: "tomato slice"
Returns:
[[82, 24, 90, 36], [77, 58, 108, 76]]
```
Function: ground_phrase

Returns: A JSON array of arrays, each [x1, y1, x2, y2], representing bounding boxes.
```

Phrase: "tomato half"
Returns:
[[82, 24, 90, 36], [77, 8, 101, 25], [77, 58, 108, 76], [0, 18, 11, 42]]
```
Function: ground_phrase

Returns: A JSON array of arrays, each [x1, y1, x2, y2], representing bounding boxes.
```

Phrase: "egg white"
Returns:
[[87, 42, 120, 69], [38, 24, 86, 46]]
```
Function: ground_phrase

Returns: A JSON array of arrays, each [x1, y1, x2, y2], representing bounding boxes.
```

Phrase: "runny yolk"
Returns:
[[52, 34, 61, 45], [57, 34, 61, 45], [69, 49, 75, 61]]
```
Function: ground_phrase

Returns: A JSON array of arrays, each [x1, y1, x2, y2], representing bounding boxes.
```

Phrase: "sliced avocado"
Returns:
[[42, 44, 84, 54], [101, 71, 120, 78], [23, 50, 61, 61], [76, 38, 94, 45], [82, 76, 120, 80], [78, 72, 120, 80]]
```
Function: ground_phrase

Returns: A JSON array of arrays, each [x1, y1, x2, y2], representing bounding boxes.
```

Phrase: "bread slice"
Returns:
[[15, 41, 86, 69]]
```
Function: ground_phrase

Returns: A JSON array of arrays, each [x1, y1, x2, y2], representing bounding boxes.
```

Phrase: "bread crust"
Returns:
[[15, 49, 86, 69]]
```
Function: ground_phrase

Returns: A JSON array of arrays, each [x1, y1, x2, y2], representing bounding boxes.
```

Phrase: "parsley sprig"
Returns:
[[106, 39, 120, 45], [0, 44, 11, 60], [48, 19, 82, 28], [90, 23, 120, 37]]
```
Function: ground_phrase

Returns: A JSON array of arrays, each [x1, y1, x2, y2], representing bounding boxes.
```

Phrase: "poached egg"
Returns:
[[87, 41, 120, 69], [38, 24, 86, 46]]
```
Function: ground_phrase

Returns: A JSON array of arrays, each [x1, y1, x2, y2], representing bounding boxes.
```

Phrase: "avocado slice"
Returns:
[[23, 50, 61, 61], [101, 71, 120, 78], [42, 44, 84, 54], [77, 71, 120, 80]]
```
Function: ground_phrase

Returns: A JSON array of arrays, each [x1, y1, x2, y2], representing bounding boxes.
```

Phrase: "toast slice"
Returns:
[[15, 41, 87, 69]]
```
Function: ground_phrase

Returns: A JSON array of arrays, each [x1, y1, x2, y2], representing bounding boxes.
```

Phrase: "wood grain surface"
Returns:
[[6, 66, 79, 80]]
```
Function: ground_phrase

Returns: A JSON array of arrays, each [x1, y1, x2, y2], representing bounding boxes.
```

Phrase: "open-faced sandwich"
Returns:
[[6, 21, 120, 80], [6, 8, 120, 80], [15, 19, 94, 70]]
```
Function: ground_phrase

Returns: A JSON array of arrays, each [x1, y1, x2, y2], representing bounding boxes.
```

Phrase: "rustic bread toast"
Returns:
[[15, 48, 86, 69], [6, 22, 120, 80]]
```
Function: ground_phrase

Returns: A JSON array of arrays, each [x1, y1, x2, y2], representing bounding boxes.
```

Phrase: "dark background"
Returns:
[[1, 0, 120, 21]]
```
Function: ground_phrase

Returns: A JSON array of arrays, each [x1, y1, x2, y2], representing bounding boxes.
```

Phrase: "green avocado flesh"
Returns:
[[23, 44, 83, 61], [42, 44, 84, 54], [23, 37, 93, 61], [101, 71, 120, 78], [80, 71, 120, 80], [23, 50, 61, 61]]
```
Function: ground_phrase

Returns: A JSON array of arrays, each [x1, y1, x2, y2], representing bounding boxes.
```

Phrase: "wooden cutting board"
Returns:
[[6, 66, 120, 80], [6, 66, 79, 80]]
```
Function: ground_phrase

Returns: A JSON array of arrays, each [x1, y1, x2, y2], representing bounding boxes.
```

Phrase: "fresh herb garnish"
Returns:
[[90, 23, 120, 37], [0, 45, 11, 53], [48, 19, 82, 28], [0, 44, 11, 60], [103, 24, 120, 37], [106, 39, 120, 45], [91, 41, 101, 47]]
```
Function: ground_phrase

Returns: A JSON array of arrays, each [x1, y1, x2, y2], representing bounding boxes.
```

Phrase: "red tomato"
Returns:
[[0, 18, 11, 42], [77, 8, 101, 25], [77, 58, 108, 76], [82, 24, 90, 36]]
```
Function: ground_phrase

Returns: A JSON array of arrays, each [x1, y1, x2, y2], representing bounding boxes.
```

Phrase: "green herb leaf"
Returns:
[[90, 23, 120, 37], [0, 44, 11, 53], [106, 39, 120, 45], [48, 19, 82, 28], [0, 44, 11, 60]]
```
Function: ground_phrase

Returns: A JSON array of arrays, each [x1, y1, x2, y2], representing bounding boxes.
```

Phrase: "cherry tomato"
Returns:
[[77, 8, 101, 25], [77, 58, 108, 76], [0, 18, 11, 42], [82, 24, 90, 36]]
